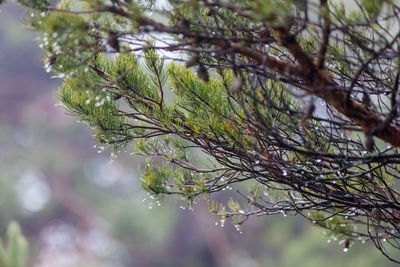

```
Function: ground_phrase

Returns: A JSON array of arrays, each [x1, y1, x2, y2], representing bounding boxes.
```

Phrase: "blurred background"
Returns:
[[0, 2, 397, 266]]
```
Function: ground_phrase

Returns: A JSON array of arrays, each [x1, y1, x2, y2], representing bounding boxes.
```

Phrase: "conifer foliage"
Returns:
[[5, 0, 400, 262]]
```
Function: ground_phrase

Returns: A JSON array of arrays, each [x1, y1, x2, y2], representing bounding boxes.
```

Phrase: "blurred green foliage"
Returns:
[[0, 222, 28, 267]]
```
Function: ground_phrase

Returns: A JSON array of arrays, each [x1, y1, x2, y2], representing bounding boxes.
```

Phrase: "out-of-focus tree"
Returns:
[[3, 0, 400, 264], [0, 222, 29, 267]]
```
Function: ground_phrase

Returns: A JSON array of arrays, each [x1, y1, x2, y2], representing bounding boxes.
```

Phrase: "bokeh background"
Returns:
[[0, 2, 398, 266]]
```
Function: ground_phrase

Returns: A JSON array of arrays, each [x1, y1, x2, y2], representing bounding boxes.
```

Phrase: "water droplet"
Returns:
[[95, 99, 105, 107]]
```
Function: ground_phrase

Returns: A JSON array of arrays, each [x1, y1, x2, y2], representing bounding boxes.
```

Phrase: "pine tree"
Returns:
[[4, 0, 400, 262]]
